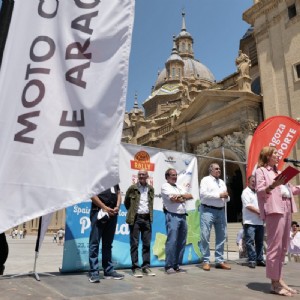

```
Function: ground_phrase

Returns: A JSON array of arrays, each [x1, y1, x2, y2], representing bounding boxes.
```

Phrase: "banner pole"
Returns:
[[221, 147, 229, 261]]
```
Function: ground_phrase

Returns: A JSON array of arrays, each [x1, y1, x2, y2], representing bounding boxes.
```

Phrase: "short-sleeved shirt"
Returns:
[[241, 186, 263, 225], [92, 184, 120, 209]]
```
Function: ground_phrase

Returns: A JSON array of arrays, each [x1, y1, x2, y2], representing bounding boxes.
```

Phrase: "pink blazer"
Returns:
[[255, 166, 299, 220]]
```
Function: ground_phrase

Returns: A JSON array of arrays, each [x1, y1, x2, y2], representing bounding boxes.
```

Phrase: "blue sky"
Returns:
[[127, 0, 253, 111], [0, 0, 253, 111]]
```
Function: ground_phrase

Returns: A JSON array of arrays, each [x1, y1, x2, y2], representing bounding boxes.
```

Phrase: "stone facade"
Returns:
[[243, 0, 300, 219]]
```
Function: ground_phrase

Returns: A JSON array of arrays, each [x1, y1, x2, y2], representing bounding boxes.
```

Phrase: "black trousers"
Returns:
[[129, 214, 152, 269]]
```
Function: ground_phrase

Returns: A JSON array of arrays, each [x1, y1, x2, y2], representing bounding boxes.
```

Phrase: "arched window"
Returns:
[[172, 67, 176, 78], [181, 42, 186, 52]]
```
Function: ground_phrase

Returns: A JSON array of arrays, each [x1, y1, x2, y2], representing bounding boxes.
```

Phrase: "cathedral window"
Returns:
[[288, 4, 297, 19]]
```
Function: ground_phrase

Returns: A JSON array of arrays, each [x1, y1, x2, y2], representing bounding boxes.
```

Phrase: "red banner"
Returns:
[[247, 116, 300, 179]]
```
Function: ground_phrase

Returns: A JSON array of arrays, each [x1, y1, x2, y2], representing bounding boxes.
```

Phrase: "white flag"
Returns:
[[0, 0, 135, 233]]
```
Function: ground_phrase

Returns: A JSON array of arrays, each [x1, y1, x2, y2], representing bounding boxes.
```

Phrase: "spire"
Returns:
[[176, 11, 194, 58], [181, 10, 186, 32], [133, 92, 139, 109]]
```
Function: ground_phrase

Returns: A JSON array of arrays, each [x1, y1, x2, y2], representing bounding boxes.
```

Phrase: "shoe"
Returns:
[[215, 262, 231, 270], [104, 271, 124, 280], [175, 268, 187, 273], [132, 268, 143, 278], [256, 260, 266, 267], [165, 268, 176, 274], [248, 262, 256, 268], [88, 276, 100, 283], [142, 267, 156, 276], [202, 263, 210, 271]]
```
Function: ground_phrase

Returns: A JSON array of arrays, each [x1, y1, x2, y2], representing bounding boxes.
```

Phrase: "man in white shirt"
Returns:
[[199, 163, 231, 271], [242, 175, 265, 268], [161, 168, 193, 274]]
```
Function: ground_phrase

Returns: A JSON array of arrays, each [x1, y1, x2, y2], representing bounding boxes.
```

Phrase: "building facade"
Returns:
[[243, 0, 300, 219], [123, 4, 300, 222]]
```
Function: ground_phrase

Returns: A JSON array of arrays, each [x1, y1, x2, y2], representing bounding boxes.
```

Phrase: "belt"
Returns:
[[136, 213, 150, 219], [201, 204, 224, 210]]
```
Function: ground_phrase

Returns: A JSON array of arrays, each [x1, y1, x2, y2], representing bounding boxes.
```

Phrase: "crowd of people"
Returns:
[[1, 145, 299, 298], [87, 146, 300, 298], [10, 228, 27, 239]]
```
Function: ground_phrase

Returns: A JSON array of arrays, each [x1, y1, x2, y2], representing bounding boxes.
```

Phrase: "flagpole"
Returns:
[[0, 0, 15, 68], [0, 0, 14, 277]]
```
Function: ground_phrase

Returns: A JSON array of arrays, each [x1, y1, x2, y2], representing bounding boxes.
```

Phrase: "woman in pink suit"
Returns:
[[255, 146, 300, 296]]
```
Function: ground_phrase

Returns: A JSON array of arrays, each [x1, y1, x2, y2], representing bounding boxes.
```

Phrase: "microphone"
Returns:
[[283, 158, 300, 164]]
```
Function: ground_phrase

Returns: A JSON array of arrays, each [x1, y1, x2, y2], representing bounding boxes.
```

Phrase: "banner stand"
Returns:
[[3, 217, 56, 281], [8, 251, 55, 281]]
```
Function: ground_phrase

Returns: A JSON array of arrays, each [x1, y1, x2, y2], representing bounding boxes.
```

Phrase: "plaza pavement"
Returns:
[[0, 235, 299, 300]]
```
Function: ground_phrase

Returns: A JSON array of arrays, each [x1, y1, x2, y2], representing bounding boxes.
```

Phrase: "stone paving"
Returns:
[[0, 235, 299, 300]]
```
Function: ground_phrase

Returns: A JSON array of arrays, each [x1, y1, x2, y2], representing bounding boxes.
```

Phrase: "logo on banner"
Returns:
[[165, 156, 176, 163], [130, 150, 155, 171]]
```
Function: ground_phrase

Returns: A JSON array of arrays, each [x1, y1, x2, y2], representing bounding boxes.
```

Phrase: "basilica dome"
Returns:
[[154, 57, 215, 90], [153, 12, 215, 91]]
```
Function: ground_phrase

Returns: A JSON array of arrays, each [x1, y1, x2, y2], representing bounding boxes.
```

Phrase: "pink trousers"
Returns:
[[265, 200, 291, 280]]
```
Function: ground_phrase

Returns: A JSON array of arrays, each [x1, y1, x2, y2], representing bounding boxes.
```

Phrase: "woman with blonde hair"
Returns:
[[255, 146, 300, 296]]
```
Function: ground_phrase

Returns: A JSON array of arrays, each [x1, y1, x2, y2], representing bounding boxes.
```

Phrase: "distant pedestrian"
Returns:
[[57, 228, 65, 246], [53, 232, 57, 243]]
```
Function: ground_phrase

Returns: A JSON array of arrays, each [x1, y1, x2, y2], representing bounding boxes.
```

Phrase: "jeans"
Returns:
[[200, 205, 226, 263], [243, 224, 264, 263], [129, 214, 152, 269], [89, 209, 118, 277], [165, 211, 187, 270]]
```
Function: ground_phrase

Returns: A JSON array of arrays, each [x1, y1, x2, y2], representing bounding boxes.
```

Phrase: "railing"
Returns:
[[155, 122, 171, 137], [137, 133, 151, 145], [137, 122, 172, 145]]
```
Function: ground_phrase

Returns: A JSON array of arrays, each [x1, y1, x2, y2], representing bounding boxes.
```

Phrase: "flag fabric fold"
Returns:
[[0, 0, 135, 233], [246, 116, 300, 180]]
